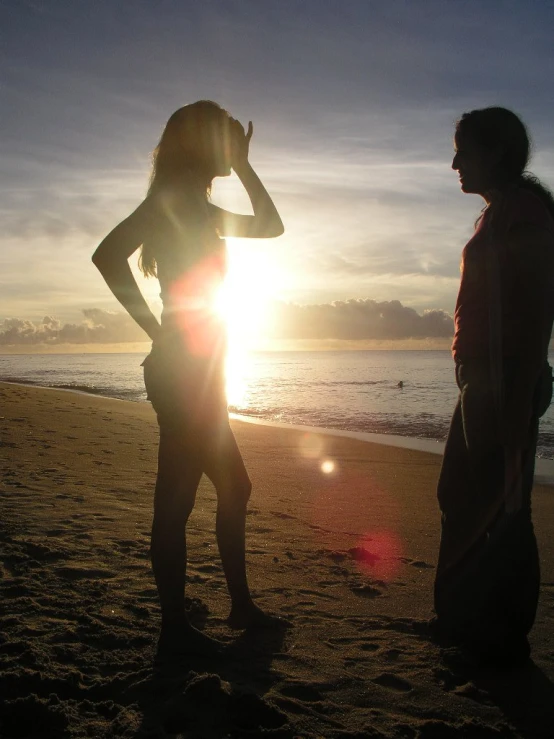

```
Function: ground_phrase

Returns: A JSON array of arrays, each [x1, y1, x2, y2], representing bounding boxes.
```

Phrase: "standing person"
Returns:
[[92, 101, 284, 658], [433, 107, 554, 667]]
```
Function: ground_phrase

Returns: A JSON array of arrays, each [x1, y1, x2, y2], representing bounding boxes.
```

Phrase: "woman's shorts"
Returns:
[[142, 345, 228, 434]]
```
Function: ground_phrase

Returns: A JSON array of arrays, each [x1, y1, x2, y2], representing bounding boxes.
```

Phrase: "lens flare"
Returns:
[[353, 531, 403, 582], [299, 433, 325, 460], [167, 253, 225, 357], [321, 459, 335, 474]]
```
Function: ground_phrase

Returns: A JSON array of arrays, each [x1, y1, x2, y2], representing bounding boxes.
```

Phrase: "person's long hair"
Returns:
[[456, 107, 554, 223], [139, 100, 230, 277]]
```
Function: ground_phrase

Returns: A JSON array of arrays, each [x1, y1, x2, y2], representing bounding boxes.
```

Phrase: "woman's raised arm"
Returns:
[[208, 121, 284, 239]]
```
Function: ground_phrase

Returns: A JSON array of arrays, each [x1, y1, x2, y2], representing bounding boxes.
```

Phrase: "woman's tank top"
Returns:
[[149, 189, 227, 358]]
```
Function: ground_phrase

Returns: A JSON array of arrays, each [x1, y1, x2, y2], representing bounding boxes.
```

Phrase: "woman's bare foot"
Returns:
[[156, 623, 224, 661], [227, 602, 291, 630]]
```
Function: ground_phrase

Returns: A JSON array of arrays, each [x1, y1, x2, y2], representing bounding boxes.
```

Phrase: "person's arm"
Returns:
[[208, 121, 284, 239], [91, 198, 162, 343], [502, 222, 554, 446]]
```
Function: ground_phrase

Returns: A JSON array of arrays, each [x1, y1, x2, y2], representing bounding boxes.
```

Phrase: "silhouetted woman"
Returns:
[[433, 107, 554, 667], [92, 101, 284, 657]]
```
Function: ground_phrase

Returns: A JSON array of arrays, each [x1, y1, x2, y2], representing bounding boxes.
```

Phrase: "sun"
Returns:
[[214, 239, 277, 350], [214, 239, 279, 406]]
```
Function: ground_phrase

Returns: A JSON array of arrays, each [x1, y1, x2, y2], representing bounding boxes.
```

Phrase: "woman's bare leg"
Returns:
[[151, 428, 221, 653], [200, 422, 284, 629]]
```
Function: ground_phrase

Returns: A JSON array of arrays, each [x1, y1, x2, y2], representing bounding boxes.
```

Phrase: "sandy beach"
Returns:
[[1, 381, 554, 738]]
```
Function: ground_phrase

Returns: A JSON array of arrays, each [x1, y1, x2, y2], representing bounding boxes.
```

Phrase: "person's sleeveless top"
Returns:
[[148, 190, 227, 358]]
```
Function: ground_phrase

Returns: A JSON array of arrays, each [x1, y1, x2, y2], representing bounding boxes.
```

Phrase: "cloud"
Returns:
[[268, 299, 453, 341], [0, 300, 453, 346], [0, 309, 148, 345]]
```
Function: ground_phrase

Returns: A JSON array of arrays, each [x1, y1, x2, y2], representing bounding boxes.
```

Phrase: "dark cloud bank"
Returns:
[[269, 299, 453, 341], [0, 300, 453, 346], [0, 310, 147, 346]]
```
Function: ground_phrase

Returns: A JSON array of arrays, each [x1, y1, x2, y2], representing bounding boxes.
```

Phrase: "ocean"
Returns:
[[2, 349, 554, 460]]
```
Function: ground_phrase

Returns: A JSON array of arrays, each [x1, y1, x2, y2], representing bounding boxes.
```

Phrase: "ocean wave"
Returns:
[[0, 376, 144, 403], [53, 383, 107, 395]]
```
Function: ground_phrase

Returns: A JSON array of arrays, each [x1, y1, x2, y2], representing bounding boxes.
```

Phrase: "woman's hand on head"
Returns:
[[230, 119, 253, 170]]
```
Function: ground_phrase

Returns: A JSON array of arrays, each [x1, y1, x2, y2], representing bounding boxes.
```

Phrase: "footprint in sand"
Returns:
[[348, 546, 381, 567], [360, 642, 380, 652], [194, 563, 220, 573], [125, 603, 151, 619], [298, 588, 339, 601], [136, 587, 158, 598], [350, 583, 382, 598], [372, 673, 412, 692], [113, 538, 139, 552], [2, 479, 26, 488], [325, 550, 348, 563], [400, 557, 435, 569], [278, 681, 324, 702], [187, 573, 208, 583], [270, 511, 295, 520], [23, 542, 67, 561], [326, 636, 357, 645], [330, 566, 350, 577], [55, 565, 117, 580], [374, 616, 430, 637]]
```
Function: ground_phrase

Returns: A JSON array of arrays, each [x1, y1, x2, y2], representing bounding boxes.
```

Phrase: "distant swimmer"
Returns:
[[397, 381, 404, 389]]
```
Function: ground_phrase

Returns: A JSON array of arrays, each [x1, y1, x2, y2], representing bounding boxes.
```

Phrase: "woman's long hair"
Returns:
[[456, 107, 554, 221], [139, 100, 230, 277]]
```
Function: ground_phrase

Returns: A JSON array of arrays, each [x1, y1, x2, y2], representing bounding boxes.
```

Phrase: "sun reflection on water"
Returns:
[[225, 345, 251, 408]]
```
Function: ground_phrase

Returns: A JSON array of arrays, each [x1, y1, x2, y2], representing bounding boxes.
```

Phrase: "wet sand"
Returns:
[[1, 381, 554, 738]]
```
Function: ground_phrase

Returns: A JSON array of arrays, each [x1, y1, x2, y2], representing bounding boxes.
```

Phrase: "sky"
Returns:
[[2, 0, 554, 350]]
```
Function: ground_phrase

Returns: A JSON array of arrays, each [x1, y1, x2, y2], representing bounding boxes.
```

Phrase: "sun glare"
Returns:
[[216, 240, 280, 406]]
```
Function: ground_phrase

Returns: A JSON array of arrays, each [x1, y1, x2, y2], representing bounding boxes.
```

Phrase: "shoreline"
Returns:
[[230, 414, 554, 487], [4, 377, 554, 486]]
